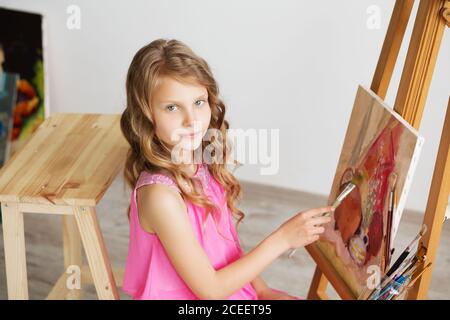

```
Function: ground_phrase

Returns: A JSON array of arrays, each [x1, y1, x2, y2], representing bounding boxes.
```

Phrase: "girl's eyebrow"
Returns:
[[160, 94, 208, 105]]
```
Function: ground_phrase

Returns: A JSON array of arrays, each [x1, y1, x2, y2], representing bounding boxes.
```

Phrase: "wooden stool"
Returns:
[[0, 113, 128, 300]]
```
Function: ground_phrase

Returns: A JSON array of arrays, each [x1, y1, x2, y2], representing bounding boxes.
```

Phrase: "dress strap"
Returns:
[[135, 172, 180, 192], [135, 163, 209, 193]]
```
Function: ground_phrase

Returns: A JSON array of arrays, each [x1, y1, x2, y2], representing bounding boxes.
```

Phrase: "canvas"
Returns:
[[316, 85, 424, 298], [0, 7, 47, 157], [0, 71, 19, 167]]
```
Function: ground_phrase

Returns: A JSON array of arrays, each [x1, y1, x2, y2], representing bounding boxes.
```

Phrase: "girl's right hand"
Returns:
[[275, 206, 334, 250]]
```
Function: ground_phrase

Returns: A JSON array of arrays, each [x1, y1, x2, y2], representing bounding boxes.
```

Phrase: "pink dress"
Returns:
[[122, 162, 259, 300]]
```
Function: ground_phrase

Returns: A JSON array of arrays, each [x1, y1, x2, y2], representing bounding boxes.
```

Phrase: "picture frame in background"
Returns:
[[0, 7, 49, 160]]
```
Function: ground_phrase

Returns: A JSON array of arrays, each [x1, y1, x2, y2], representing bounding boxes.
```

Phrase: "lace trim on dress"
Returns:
[[136, 163, 210, 194]]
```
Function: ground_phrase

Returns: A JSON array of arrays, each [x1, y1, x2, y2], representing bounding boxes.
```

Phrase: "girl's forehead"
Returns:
[[152, 75, 207, 101]]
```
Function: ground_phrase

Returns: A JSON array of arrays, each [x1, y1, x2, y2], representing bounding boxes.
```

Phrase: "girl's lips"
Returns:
[[182, 131, 201, 138]]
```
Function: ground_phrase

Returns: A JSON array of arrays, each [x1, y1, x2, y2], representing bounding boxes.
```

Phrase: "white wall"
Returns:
[[1, 0, 448, 213]]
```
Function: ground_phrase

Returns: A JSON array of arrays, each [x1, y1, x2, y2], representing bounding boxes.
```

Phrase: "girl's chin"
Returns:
[[183, 135, 203, 147], [173, 139, 202, 151]]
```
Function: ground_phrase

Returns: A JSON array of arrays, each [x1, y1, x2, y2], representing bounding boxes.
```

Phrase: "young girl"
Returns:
[[120, 39, 333, 300]]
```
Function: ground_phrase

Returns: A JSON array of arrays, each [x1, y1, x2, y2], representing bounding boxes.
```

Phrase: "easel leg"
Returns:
[[307, 267, 330, 300], [1, 202, 28, 299], [62, 215, 84, 299], [73, 206, 119, 300], [371, 0, 414, 99], [408, 98, 450, 299], [393, 0, 448, 126], [386, 0, 448, 299]]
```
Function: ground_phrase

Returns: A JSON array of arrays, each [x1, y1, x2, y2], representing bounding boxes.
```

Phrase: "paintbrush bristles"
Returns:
[[336, 182, 356, 202]]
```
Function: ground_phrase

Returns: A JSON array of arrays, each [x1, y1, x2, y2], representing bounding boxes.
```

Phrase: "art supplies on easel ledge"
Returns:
[[358, 224, 430, 300]]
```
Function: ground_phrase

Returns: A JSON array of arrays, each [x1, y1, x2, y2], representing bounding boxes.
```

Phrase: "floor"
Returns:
[[1, 173, 449, 300]]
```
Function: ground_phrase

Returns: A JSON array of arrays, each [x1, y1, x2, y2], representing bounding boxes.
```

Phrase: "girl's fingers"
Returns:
[[303, 206, 335, 217], [311, 226, 325, 235], [307, 235, 320, 243], [306, 216, 332, 226]]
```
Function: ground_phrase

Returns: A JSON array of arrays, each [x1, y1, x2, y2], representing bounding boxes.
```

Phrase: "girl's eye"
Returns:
[[195, 100, 205, 107], [166, 104, 178, 112]]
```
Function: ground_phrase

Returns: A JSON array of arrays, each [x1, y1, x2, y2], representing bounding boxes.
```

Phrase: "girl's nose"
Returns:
[[183, 109, 196, 127]]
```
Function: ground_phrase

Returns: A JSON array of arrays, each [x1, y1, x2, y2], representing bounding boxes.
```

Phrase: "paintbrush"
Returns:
[[385, 224, 427, 277], [288, 182, 356, 258], [370, 226, 427, 299], [385, 174, 397, 270], [406, 262, 432, 289], [369, 254, 420, 300], [390, 261, 433, 300], [384, 184, 396, 269], [323, 182, 357, 217], [397, 256, 418, 279]]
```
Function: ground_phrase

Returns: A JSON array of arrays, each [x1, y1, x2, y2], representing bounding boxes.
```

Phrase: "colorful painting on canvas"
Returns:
[[316, 85, 424, 297], [0, 71, 19, 167], [0, 7, 47, 157]]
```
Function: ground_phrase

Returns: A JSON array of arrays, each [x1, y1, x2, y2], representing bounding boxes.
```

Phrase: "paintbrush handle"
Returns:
[[407, 263, 432, 288], [386, 251, 409, 277]]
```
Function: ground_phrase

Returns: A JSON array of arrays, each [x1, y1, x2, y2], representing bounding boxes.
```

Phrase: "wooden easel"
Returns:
[[306, 0, 450, 300]]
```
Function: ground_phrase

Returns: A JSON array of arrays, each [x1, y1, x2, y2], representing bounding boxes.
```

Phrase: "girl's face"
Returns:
[[151, 76, 211, 152]]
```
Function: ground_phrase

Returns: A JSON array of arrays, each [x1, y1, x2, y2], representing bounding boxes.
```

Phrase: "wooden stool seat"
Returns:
[[0, 113, 128, 299]]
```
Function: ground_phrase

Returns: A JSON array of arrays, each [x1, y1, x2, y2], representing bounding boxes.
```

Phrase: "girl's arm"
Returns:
[[251, 276, 271, 297], [139, 183, 330, 299], [138, 184, 289, 300], [252, 276, 301, 300]]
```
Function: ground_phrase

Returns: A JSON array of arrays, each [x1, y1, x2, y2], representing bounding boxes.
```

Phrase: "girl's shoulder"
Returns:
[[134, 171, 184, 235]]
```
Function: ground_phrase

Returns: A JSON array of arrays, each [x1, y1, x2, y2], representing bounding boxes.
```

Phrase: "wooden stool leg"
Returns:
[[73, 206, 119, 300], [307, 267, 329, 300], [62, 215, 83, 299], [1, 202, 28, 299]]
